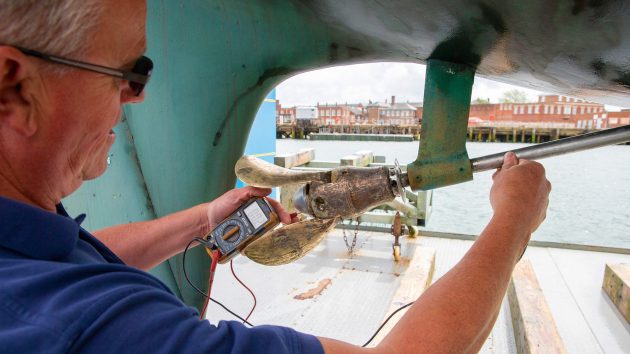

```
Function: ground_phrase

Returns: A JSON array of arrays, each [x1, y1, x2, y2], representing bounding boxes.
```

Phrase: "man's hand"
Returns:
[[490, 151, 551, 235], [202, 186, 298, 236]]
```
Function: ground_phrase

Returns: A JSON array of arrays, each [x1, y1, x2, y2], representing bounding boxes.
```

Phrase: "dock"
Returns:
[[277, 123, 605, 143], [207, 230, 630, 353], [309, 133, 415, 142], [467, 125, 593, 143]]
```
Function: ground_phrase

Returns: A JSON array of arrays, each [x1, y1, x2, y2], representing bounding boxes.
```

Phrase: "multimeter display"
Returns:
[[244, 202, 266, 229], [207, 198, 280, 263]]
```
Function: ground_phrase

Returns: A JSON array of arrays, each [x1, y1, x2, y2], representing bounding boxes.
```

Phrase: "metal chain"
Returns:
[[342, 217, 360, 253]]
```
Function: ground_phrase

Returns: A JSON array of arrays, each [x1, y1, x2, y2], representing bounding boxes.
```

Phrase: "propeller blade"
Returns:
[[235, 156, 330, 188], [242, 217, 338, 266]]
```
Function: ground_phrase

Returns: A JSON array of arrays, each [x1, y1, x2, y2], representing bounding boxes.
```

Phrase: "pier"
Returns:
[[277, 123, 609, 143], [466, 125, 593, 143], [277, 123, 421, 139]]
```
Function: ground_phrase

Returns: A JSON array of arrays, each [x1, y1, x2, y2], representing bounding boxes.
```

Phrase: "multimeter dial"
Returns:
[[213, 218, 251, 254], [207, 198, 280, 264]]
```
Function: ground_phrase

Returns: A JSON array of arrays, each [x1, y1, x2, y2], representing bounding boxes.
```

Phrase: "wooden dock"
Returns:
[[467, 126, 594, 143], [277, 123, 603, 143], [309, 133, 415, 142], [208, 230, 630, 353]]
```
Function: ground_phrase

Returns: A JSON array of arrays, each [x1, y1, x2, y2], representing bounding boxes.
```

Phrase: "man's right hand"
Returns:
[[490, 151, 552, 235]]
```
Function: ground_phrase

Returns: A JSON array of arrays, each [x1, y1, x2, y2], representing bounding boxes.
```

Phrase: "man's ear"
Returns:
[[0, 46, 37, 137]]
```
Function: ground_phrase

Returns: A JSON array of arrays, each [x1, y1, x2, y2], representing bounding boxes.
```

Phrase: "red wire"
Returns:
[[200, 250, 220, 319], [230, 260, 257, 322]]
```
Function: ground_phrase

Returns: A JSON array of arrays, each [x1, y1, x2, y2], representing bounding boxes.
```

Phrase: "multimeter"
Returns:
[[206, 198, 280, 263]]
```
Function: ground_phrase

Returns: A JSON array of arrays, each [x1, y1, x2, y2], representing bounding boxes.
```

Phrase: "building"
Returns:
[[365, 96, 422, 125], [317, 103, 356, 125], [277, 105, 295, 125], [365, 101, 390, 124], [469, 103, 497, 121], [276, 94, 624, 128], [379, 101, 418, 126], [347, 105, 367, 124], [604, 110, 630, 128], [493, 95, 605, 124], [408, 102, 423, 123]]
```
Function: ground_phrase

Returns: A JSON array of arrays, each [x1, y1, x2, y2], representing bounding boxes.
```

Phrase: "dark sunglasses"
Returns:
[[16, 47, 153, 96]]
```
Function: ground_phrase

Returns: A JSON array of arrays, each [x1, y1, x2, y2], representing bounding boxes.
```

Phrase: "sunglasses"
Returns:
[[17, 47, 153, 96]]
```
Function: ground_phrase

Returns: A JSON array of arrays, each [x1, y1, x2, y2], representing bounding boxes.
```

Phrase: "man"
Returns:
[[0, 1, 551, 353]]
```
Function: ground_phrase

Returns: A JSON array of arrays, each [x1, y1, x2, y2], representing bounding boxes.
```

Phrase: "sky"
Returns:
[[276, 62, 624, 110]]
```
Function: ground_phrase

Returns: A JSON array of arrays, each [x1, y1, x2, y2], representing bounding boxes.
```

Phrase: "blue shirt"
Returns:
[[0, 196, 324, 354]]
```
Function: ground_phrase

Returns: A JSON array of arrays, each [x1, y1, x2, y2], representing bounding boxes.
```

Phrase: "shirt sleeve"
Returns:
[[68, 275, 324, 354]]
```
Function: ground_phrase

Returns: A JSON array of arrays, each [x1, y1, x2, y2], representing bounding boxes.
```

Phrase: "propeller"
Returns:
[[235, 155, 330, 188], [242, 217, 338, 266], [234, 155, 403, 265]]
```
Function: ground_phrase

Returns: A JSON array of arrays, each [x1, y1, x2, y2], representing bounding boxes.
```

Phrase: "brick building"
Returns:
[[364, 96, 422, 125], [317, 103, 358, 125], [578, 110, 630, 129], [490, 95, 605, 124], [469, 103, 498, 121], [379, 104, 417, 125], [276, 94, 622, 128], [605, 110, 630, 128], [277, 105, 295, 125]]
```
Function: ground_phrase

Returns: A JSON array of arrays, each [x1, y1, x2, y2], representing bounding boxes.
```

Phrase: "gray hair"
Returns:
[[0, 0, 104, 60]]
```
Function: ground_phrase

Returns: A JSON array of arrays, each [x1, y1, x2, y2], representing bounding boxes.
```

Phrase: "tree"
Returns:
[[499, 89, 529, 103], [472, 97, 491, 104]]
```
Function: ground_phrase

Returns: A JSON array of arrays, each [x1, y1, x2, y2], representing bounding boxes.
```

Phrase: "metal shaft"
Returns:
[[470, 125, 630, 173]]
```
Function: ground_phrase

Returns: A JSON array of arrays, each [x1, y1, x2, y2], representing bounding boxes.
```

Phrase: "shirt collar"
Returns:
[[0, 196, 79, 261]]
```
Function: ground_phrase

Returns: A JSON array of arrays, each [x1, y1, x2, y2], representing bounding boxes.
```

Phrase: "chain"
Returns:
[[342, 217, 360, 254]]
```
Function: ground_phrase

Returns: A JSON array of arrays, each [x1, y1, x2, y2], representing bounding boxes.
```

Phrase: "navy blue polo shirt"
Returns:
[[0, 196, 323, 353]]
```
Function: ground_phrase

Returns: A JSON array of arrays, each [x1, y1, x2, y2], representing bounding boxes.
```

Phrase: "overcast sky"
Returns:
[[276, 62, 623, 110]]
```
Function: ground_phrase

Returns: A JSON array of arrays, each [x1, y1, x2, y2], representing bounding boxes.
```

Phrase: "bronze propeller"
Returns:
[[235, 155, 406, 266]]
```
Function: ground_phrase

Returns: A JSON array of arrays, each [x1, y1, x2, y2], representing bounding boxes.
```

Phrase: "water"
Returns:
[[276, 139, 630, 249]]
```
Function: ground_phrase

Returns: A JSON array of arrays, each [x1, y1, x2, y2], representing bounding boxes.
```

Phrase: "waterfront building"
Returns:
[[276, 94, 626, 129]]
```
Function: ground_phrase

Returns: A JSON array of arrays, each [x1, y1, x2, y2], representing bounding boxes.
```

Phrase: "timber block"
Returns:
[[508, 258, 567, 354], [274, 148, 315, 168], [373, 155, 386, 163], [370, 245, 436, 346], [340, 150, 373, 167], [602, 263, 630, 324]]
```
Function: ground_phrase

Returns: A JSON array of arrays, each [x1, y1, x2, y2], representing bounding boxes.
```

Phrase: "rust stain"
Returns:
[[399, 257, 411, 266], [294, 279, 332, 300]]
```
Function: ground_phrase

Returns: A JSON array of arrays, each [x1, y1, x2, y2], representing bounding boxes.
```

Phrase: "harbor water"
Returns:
[[276, 139, 630, 249]]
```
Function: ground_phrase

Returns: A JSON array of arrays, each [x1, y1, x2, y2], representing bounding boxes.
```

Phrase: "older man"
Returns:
[[0, 0, 551, 353]]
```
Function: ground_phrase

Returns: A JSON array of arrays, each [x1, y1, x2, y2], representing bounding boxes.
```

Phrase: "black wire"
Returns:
[[362, 301, 415, 347], [182, 238, 254, 327], [184, 237, 414, 339]]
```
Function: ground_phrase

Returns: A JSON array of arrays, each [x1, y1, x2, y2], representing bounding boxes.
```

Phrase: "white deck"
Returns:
[[206, 230, 630, 353]]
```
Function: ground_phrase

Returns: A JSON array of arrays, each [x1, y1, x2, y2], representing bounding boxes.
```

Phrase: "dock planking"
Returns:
[[602, 263, 630, 324], [508, 258, 567, 354], [370, 243, 436, 346]]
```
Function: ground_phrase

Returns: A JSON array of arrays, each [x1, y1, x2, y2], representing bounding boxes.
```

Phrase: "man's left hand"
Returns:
[[202, 186, 298, 236]]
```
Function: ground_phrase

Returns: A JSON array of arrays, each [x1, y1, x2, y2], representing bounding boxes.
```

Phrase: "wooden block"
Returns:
[[602, 263, 630, 324], [340, 150, 373, 166], [274, 148, 315, 168], [373, 155, 386, 163], [340, 155, 360, 166], [370, 245, 436, 346], [508, 259, 567, 354]]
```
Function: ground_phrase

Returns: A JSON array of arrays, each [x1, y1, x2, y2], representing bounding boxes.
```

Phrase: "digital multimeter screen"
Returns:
[[244, 202, 268, 229]]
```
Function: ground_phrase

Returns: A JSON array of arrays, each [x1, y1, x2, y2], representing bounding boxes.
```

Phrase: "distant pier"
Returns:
[[310, 133, 414, 142], [467, 126, 592, 143], [277, 123, 614, 143]]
